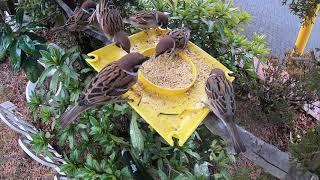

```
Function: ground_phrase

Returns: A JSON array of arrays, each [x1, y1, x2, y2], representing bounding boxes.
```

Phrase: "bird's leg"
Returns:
[[200, 100, 209, 108], [121, 96, 134, 103]]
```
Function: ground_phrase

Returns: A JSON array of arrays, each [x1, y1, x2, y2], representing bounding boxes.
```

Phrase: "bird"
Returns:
[[155, 27, 191, 57], [126, 11, 169, 29], [54, 0, 97, 32], [205, 68, 246, 154], [59, 53, 149, 128], [91, 0, 131, 53]]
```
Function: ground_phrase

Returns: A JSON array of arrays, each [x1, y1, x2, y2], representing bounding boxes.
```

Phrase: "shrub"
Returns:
[[290, 126, 320, 175]]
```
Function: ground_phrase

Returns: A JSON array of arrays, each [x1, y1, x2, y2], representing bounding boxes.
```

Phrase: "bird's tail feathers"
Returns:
[[226, 122, 246, 154], [59, 105, 90, 128]]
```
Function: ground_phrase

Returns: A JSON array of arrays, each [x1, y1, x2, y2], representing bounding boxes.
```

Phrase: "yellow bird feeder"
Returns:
[[86, 28, 233, 146]]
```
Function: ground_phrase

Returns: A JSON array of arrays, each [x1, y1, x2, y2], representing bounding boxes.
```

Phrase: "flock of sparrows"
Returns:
[[59, 0, 246, 154]]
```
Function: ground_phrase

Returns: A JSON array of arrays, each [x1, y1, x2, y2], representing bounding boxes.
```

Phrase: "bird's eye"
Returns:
[[88, 8, 95, 13]]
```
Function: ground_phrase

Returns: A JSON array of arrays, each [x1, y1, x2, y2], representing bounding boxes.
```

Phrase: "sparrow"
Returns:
[[126, 11, 169, 29], [54, 0, 97, 32], [91, 0, 131, 53], [59, 53, 149, 128], [205, 69, 246, 154], [155, 28, 191, 57]]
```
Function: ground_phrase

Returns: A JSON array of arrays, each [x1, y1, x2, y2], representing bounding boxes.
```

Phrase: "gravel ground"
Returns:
[[0, 60, 55, 179]]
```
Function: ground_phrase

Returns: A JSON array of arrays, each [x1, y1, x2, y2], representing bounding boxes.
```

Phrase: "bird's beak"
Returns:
[[143, 56, 150, 62]]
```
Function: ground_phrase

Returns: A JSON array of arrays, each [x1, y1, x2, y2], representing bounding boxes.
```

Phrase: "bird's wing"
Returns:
[[205, 72, 235, 122], [96, 0, 123, 36], [129, 12, 155, 25], [79, 63, 135, 106]]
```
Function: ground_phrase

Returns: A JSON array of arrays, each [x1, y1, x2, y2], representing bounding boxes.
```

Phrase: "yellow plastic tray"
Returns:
[[86, 28, 233, 146]]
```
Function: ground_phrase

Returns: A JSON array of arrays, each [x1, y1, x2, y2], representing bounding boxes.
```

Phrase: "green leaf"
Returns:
[[68, 135, 74, 149], [158, 169, 168, 180], [0, 33, 13, 61], [80, 131, 89, 141], [71, 149, 79, 162], [89, 116, 99, 126], [24, 22, 44, 30], [130, 112, 144, 152], [50, 72, 60, 93], [25, 32, 46, 43], [207, 20, 214, 33], [185, 149, 201, 160], [21, 58, 44, 82], [38, 66, 54, 85], [39, 50, 52, 63], [217, 20, 225, 39], [19, 35, 39, 57], [9, 41, 22, 69], [109, 134, 130, 146], [15, 8, 24, 27], [194, 162, 210, 177], [86, 154, 93, 167]]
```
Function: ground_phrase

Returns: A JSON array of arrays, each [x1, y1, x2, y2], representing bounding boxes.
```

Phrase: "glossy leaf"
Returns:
[[0, 33, 13, 61], [130, 112, 144, 152], [15, 8, 24, 27], [21, 58, 44, 82], [38, 66, 54, 85], [19, 35, 39, 57], [194, 162, 210, 177], [50, 72, 60, 93], [25, 32, 46, 43], [9, 41, 22, 69]]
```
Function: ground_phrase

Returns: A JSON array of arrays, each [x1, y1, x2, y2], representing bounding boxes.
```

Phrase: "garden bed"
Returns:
[[1, 0, 320, 179]]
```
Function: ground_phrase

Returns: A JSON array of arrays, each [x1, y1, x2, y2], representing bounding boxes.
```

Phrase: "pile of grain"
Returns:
[[141, 54, 193, 89]]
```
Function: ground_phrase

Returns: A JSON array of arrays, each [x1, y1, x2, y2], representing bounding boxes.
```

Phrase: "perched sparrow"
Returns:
[[63, 0, 97, 32], [205, 69, 246, 154], [155, 28, 191, 57], [127, 11, 169, 29], [59, 53, 149, 127], [93, 0, 131, 53]]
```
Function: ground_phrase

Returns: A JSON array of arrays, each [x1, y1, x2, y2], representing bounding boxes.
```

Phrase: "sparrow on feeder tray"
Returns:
[[155, 27, 191, 57], [90, 0, 131, 53], [126, 11, 169, 30], [205, 68, 246, 154], [59, 53, 149, 128]]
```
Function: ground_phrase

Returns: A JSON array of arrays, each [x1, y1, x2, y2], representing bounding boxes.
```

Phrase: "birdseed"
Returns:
[[141, 54, 194, 89]]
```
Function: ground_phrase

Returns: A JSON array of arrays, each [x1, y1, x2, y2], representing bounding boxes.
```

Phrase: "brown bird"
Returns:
[[205, 69, 246, 154], [59, 0, 97, 32], [59, 53, 149, 128], [155, 28, 191, 57], [92, 0, 131, 53], [127, 11, 169, 29]]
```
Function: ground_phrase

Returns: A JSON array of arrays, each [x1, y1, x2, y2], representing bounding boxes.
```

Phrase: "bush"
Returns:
[[290, 126, 320, 175]]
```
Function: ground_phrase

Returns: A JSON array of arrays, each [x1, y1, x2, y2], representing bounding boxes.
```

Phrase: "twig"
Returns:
[[54, 0, 73, 18]]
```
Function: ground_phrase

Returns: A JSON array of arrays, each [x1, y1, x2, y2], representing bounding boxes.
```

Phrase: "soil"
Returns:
[[0, 60, 55, 179]]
